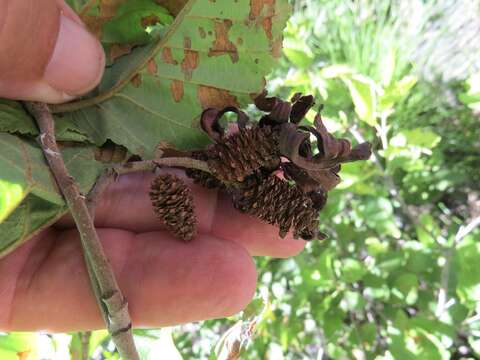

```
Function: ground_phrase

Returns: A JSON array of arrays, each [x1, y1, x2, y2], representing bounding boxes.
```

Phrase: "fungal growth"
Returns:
[[150, 93, 372, 241]]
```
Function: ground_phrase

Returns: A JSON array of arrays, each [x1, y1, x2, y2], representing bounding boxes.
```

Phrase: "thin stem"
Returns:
[[80, 332, 91, 360], [115, 158, 211, 175], [24, 102, 139, 360]]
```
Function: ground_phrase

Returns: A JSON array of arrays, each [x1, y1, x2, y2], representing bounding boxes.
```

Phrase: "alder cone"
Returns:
[[185, 151, 223, 189], [150, 174, 197, 241], [207, 126, 280, 183], [233, 175, 325, 240]]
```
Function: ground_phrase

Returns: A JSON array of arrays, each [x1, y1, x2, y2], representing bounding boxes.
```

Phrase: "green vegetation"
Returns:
[[1, 0, 480, 359]]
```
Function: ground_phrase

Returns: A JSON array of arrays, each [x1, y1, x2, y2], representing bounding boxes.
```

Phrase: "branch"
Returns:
[[24, 102, 139, 360], [116, 158, 211, 175], [87, 169, 117, 217], [80, 332, 91, 360]]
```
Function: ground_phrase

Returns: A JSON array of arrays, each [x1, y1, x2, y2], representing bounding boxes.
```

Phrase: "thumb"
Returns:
[[0, 0, 105, 104]]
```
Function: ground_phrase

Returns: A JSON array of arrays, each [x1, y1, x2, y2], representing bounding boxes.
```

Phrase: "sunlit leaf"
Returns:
[[0, 333, 37, 360], [342, 74, 377, 126], [0, 134, 105, 258]]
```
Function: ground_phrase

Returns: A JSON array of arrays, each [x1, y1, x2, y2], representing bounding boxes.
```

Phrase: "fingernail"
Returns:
[[43, 13, 105, 97]]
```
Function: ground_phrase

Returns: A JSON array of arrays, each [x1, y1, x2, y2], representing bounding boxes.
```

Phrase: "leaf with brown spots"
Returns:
[[55, 0, 291, 158]]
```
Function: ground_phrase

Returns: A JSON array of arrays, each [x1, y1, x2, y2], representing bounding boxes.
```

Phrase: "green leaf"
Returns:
[[360, 197, 401, 238], [459, 72, 480, 110], [0, 134, 105, 258], [456, 238, 480, 306], [102, 0, 174, 45], [0, 332, 37, 360], [342, 74, 377, 126], [380, 48, 396, 87], [416, 214, 441, 246], [339, 258, 367, 283], [393, 273, 418, 305], [59, 0, 291, 158], [283, 48, 313, 68], [379, 75, 417, 110], [0, 99, 91, 142], [0, 100, 39, 136], [400, 128, 441, 149]]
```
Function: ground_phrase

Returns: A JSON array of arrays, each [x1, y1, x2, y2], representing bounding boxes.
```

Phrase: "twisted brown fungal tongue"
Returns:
[[150, 174, 197, 241], [278, 111, 372, 193]]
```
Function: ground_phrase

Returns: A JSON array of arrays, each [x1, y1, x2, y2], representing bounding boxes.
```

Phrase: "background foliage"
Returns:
[[1, 0, 480, 359]]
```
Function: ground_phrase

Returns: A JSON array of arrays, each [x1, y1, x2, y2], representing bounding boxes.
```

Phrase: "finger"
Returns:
[[55, 171, 306, 257], [211, 193, 307, 258], [2, 228, 257, 332], [0, 0, 105, 103]]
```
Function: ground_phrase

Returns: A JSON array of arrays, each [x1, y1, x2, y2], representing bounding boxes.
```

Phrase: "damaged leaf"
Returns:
[[56, 0, 291, 158], [101, 0, 173, 45]]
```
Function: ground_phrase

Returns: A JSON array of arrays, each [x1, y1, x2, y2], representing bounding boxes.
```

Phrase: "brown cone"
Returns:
[[232, 175, 325, 241], [207, 126, 280, 183], [185, 151, 224, 189], [150, 174, 197, 241]]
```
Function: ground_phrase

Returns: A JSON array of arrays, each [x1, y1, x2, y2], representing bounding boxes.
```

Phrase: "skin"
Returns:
[[0, 1, 306, 332]]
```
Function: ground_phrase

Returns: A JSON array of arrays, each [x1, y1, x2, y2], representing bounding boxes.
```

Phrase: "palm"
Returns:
[[0, 172, 305, 331]]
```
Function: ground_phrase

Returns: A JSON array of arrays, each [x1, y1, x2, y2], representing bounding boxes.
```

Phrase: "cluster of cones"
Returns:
[[150, 93, 372, 241]]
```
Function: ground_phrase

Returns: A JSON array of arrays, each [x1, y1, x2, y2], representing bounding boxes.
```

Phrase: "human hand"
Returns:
[[0, 0, 306, 332], [0, 0, 105, 103], [0, 172, 306, 332]]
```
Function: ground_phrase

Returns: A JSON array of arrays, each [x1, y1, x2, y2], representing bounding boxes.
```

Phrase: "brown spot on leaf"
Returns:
[[184, 37, 192, 49], [249, 0, 275, 19], [99, 0, 124, 17], [147, 59, 158, 75], [131, 74, 142, 87], [181, 50, 199, 80], [141, 15, 160, 28], [237, 37, 244, 45], [162, 47, 178, 65], [154, 0, 186, 16], [198, 27, 207, 38], [249, 0, 276, 42], [272, 37, 283, 58], [109, 43, 134, 62], [262, 17, 273, 40], [171, 80, 184, 102], [198, 86, 239, 109], [81, 16, 108, 38], [17, 352, 31, 360], [81, 0, 125, 38], [208, 20, 239, 63]]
